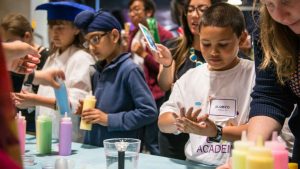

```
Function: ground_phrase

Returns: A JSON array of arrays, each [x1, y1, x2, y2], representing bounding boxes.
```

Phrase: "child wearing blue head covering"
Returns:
[[14, 2, 96, 142], [74, 10, 158, 146]]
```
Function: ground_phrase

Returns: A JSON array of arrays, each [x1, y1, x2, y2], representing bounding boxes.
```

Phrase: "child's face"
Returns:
[[199, 26, 242, 71], [84, 31, 112, 60], [49, 21, 79, 50]]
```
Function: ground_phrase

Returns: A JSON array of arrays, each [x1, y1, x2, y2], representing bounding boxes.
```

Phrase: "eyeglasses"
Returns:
[[83, 32, 109, 49], [128, 8, 145, 14], [189, 48, 203, 67], [186, 5, 209, 16]]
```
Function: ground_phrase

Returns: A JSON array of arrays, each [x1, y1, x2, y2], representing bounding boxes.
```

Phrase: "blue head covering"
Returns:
[[36, 1, 94, 22], [74, 10, 122, 34]]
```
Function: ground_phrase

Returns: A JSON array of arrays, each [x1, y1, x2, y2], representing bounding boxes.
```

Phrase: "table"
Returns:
[[24, 135, 215, 169]]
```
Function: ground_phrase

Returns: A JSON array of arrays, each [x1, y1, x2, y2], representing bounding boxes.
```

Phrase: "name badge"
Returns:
[[209, 98, 237, 117]]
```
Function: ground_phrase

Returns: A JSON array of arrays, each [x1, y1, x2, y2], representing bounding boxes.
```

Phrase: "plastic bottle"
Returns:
[[265, 132, 289, 169], [16, 111, 26, 154], [59, 112, 72, 156], [54, 78, 71, 116], [80, 93, 96, 130], [288, 163, 298, 169], [36, 115, 52, 154], [246, 136, 274, 169], [232, 131, 254, 169]]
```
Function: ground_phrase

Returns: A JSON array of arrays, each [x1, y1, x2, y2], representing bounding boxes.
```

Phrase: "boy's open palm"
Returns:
[[174, 107, 218, 137]]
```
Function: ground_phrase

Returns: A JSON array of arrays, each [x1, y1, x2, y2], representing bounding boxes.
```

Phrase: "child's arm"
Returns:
[[33, 69, 65, 88], [158, 112, 177, 133], [176, 113, 248, 142], [13, 91, 55, 110], [158, 82, 185, 134]]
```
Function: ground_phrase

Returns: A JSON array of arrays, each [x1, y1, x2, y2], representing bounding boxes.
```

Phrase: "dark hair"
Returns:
[[172, 0, 221, 72], [1, 13, 33, 38], [128, 0, 156, 17], [199, 2, 245, 37], [170, 0, 185, 26], [48, 20, 84, 54]]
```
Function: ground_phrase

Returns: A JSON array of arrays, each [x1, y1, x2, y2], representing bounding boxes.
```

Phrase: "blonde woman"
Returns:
[[218, 0, 300, 168]]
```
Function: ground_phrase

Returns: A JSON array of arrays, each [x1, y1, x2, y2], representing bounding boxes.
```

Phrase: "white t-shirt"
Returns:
[[37, 45, 95, 142], [160, 59, 255, 166]]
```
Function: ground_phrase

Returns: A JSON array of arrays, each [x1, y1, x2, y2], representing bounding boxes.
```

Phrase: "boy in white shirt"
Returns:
[[158, 2, 255, 166]]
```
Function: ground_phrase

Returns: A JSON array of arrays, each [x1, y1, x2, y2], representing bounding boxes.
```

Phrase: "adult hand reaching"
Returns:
[[3, 41, 40, 74], [153, 44, 174, 67], [143, 39, 173, 67]]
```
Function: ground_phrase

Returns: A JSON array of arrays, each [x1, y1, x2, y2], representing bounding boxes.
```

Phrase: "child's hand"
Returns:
[[174, 106, 218, 137], [75, 100, 83, 115], [34, 69, 65, 88], [81, 108, 108, 126], [13, 90, 38, 109]]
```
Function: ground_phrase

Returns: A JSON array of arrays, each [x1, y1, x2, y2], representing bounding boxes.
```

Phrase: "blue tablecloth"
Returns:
[[24, 135, 215, 169]]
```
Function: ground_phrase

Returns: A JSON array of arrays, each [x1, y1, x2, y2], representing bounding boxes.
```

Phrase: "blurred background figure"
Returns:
[[127, 0, 173, 155], [13, 1, 95, 142], [1, 13, 50, 133], [0, 40, 22, 169]]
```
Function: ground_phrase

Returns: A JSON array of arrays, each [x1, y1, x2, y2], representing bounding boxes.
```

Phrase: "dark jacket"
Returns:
[[249, 32, 300, 163], [84, 53, 157, 146]]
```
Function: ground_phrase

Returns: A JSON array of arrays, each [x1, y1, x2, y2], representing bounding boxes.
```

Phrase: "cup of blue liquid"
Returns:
[[103, 138, 141, 169]]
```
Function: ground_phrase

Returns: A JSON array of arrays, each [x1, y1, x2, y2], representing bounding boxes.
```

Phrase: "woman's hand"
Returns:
[[153, 44, 174, 67], [142, 38, 173, 67], [4, 41, 40, 74]]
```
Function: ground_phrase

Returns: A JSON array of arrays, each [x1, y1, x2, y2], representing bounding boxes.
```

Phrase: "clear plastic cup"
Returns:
[[103, 138, 141, 169]]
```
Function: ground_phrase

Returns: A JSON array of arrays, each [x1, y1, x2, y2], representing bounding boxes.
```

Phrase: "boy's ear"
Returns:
[[74, 28, 80, 35], [23, 32, 32, 43], [110, 29, 120, 44], [238, 31, 248, 46]]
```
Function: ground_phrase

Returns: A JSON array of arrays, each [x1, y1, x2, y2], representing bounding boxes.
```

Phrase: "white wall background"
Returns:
[[31, 0, 49, 47]]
